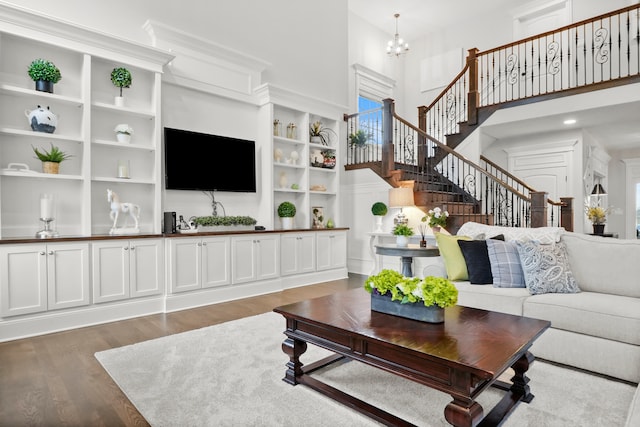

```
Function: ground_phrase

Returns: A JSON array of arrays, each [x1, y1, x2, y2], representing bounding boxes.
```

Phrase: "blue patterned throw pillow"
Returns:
[[515, 240, 580, 295]]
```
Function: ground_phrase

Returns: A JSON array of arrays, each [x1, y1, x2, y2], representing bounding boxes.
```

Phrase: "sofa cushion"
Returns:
[[458, 240, 493, 284], [523, 292, 640, 346], [561, 232, 640, 298], [457, 221, 564, 244], [453, 282, 529, 316], [435, 233, 471, 280], [486, 239, 526, 288], [516, 240, 580, 295]]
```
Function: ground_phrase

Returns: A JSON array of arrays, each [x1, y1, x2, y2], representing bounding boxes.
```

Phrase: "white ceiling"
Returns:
[[348, 0, 530, 42], [348, 0, 640, 152]]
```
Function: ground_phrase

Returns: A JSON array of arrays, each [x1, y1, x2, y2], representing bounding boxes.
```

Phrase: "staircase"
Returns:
[[345, 4, 640, 233]]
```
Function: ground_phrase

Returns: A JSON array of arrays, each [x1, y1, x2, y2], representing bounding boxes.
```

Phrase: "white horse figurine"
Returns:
[[107, 189, 140, 234]]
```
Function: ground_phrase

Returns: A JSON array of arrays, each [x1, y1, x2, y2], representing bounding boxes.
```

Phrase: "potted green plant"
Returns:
[[348, 129, 371, 148], [28, 59, 62, 93], [111, 67, 132, 106], [364, 269, 458, 323], [32, 143, 72, 174], [349, 129, 371, 163], [371, 202, 388, 233], [309, 121, 336, 145], [392, 223, 414, 247], [277, 201, 296, 230]]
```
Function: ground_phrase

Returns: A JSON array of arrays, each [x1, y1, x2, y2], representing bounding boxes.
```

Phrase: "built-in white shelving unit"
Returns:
[[0, 5, 173, 238], [255, 84, 345, 230]]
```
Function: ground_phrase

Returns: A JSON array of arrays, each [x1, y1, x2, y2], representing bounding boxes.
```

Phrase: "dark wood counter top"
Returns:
[[0, 228, 349, 245]]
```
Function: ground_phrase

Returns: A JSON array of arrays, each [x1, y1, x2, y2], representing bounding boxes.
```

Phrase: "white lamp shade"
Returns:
[[389, 187, 414, 208]]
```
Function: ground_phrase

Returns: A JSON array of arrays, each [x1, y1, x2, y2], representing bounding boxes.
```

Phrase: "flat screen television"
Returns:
[[164, 127, 256, 192]]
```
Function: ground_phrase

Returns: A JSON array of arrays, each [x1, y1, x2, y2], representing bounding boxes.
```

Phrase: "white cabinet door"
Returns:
[[298, 233, 316, 274], [316, 231, 347, 271], [231, 236, 258, 284], [202, 236, 231, 288], [92, 241, 130, 303], [47, 243, 90, 310], [256, 235, 280, 280], [130, 239, 164, 298], [280, 234, 299, 276], [167, 238, 201, 293], [281, 233, 315, 276], [0, 244, 47, 316]]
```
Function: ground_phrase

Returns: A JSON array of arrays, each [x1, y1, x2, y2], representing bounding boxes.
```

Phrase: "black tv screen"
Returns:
[[164, 127, 256, 192]]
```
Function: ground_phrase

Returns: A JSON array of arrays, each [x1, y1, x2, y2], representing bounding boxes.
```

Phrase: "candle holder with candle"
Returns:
[[117, 160, 130, 179], [36, 193, 59, 238]]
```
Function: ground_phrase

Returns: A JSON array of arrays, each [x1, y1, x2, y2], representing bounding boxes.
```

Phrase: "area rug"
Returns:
[[95, 312, 635, 426]]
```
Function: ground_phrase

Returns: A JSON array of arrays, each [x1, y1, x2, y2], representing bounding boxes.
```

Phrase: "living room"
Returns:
[[0, 0, 639, 425]]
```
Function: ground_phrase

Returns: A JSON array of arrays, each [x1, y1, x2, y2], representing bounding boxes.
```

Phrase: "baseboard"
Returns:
[[0, 296, 165, 343]]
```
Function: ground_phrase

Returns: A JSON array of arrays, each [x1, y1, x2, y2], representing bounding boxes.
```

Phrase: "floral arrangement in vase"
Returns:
[[309, 121, 336, 145], [423, 207, 449, 230], [585, 205, 609, 224], [114, 124, 134, 143]]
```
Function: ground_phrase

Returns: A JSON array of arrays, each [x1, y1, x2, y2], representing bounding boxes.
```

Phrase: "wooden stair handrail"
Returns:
[[478, 4, 640, 57], [392, 112, 531, 203]]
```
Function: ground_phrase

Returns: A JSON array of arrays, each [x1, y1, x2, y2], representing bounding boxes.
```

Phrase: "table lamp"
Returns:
[[389, 187, 414, 225]]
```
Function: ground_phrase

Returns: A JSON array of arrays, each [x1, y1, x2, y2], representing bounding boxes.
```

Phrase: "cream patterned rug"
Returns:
[[95, 312, 635, 426]]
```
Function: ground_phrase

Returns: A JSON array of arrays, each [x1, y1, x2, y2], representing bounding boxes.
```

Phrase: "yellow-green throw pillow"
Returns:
[[435, 233, 472, 280]]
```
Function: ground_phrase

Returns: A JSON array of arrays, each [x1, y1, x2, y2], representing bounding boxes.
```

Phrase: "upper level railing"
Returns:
[[345, 100, 572, 229], [419, 4, 640, 145]]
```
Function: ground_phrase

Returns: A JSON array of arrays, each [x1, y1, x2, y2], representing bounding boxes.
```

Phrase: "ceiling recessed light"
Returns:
[[563, 119, 577, 125]]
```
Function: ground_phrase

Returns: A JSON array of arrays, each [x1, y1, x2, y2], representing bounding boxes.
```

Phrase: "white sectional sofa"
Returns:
[[444, 222, 640, 426]]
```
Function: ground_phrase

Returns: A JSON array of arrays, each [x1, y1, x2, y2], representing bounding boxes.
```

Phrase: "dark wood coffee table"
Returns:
[[274, 288, 550, 427]]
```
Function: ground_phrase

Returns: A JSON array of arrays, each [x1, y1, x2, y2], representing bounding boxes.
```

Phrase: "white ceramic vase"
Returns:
[[281, 217, 294, 230], [396, 235, 409, 247], [116, 133, 131, 143], [374, 215, 384, 233], [115, 96, 124, 107]]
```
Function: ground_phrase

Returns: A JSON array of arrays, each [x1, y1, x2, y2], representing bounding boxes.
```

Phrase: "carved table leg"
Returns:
[[281, 337, 307, 385], [444, 398, 483, 427], [511, 351, 535, 403]]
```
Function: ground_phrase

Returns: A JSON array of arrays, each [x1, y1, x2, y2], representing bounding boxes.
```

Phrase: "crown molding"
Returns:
[[254, 83, 347, 118], [0, 2, 173, 71], [144, 20, 270, 103]]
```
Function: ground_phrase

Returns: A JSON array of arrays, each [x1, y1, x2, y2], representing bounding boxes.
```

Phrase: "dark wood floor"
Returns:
[[0, 274, 365, 427]]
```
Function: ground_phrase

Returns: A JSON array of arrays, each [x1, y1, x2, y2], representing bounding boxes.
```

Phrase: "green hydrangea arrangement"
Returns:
[[365, 269, 458, 308]]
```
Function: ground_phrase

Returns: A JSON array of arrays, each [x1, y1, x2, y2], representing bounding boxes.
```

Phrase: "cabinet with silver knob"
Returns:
[[91, 238, 163, 303], [231, 234, 280, 284], [280, 232, 315, 276], [0, 242, 90, 316], [166, 236, 230, 294]]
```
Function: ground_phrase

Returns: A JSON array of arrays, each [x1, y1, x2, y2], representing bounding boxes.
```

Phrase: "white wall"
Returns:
[[7, 0, 348, 228], [399, 0, 634, 119], [7, 0, 348, 105]]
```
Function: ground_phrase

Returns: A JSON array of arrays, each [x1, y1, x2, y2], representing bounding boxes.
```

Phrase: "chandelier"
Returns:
[[387, 13, 409, 57]]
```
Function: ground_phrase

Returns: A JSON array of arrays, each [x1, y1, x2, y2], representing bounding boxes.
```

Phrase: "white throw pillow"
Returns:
[[457, 222, 565, 244]]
